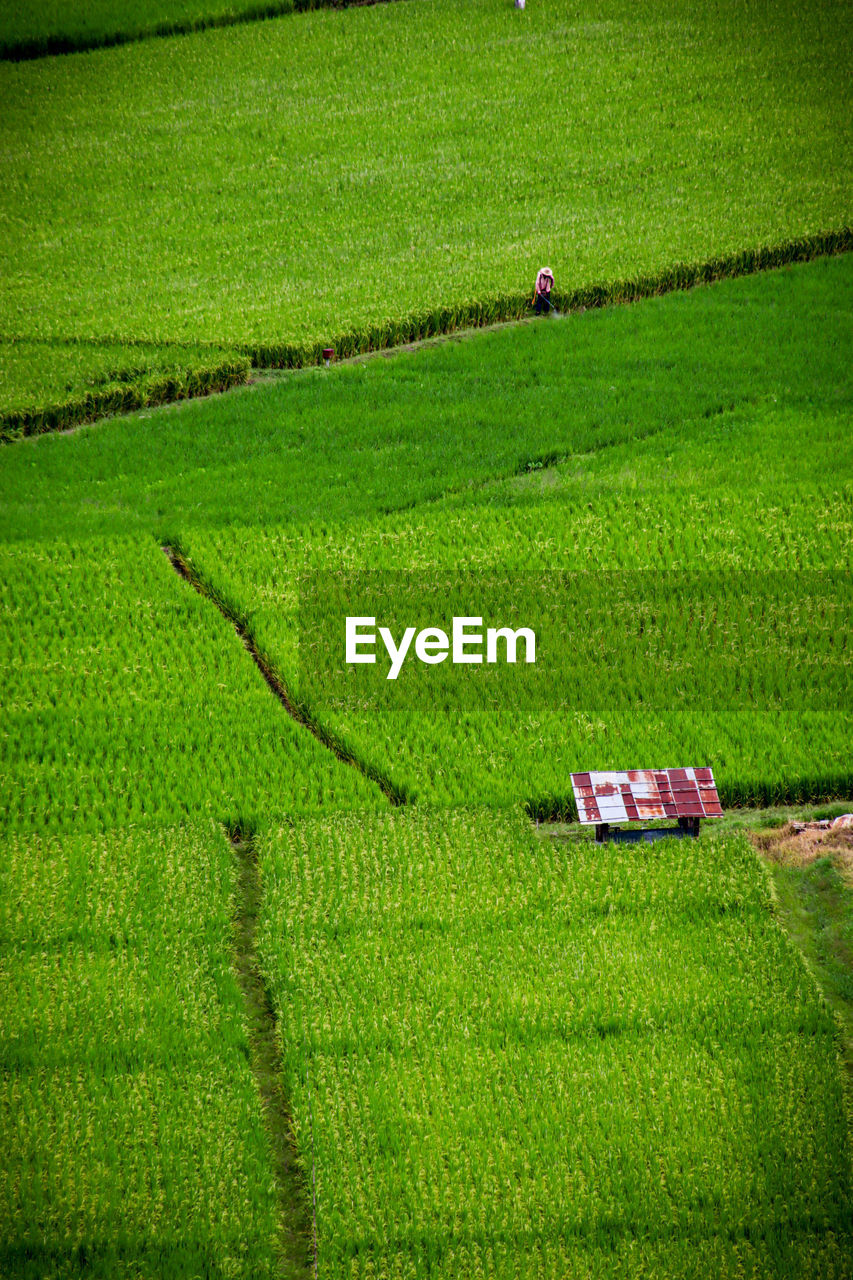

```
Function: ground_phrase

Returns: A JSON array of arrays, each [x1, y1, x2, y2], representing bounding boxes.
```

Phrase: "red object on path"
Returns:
[[322, 347, 335, 367]]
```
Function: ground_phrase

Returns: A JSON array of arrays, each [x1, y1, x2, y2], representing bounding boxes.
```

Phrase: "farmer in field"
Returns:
[[532, 267, 554, 315]]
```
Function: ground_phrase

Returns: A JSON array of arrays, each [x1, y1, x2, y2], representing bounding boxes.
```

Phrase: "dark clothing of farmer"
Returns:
[[533, 267, 554, 314]]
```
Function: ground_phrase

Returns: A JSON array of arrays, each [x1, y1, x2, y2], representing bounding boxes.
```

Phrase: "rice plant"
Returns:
[[0, 537, 384, 834], [177, 344, 853, 815], [255, 807, 853, 1277], [0, 822, 285, 1278], [1, 0, 850, 416], [0, 235, 850, 1279]]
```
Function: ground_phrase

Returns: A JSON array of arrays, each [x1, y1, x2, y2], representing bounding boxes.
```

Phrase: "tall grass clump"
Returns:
[[0, 353, 250, 441]]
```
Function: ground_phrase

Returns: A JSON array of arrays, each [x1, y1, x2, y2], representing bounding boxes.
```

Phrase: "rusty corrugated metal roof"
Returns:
[[570, 768, 723, 824]]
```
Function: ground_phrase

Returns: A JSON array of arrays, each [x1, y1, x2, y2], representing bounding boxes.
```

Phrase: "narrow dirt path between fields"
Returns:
[[751, 817, 853, 1098], [162, 539, 402, 1272], [227, 825, 315, 1279], [6, 232, 847, 442], [247, 315, 539, 387], [162, 541, 405, 804]]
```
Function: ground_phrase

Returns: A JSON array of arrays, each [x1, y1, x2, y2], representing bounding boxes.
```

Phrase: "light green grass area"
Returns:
[[0, 338, 230, 412], [258, 807, 853, 1277], [293, 568, 852, 811], [3, 260, 849, 817], [1, 0, 850, 414], [183, 473, 852, 810], [543, 805, 853, 1076], [0, 822, 283, 1278], [2, 253, 849, 542], [0, 538, 383, 834], [2, 253, 851, 1273], [767, 852, 853, 1086], [163, 257, 853, 812]]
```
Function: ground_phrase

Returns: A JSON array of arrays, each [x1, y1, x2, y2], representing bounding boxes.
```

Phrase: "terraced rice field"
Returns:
[[1, 0, 850, 427], [2, 0, 852, 1273], [257, 808, 853, 1278]]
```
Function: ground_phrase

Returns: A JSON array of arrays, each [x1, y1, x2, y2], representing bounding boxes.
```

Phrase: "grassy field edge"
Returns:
[[0, 354, 250, 443], [244, 227, 853, 368], [0, 0, 402, 64], [163, 540, 410, 806], [3, 227, 848, 444]]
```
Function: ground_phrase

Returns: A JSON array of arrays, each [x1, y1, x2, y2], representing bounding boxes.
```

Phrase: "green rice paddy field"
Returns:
[[0, 0, 851, 425], [1, 0, 852, 1276]]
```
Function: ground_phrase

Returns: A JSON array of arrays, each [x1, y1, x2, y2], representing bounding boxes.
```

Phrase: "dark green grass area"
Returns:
[[1, 253, 849, 543], [1, 0, 850, 414], [0, 339, 249, 439], [0, 0, 358, 62], [228, 830, 314, 1278]]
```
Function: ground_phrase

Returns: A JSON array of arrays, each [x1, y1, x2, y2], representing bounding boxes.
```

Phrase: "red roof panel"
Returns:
[[571, 768, 722, 825]]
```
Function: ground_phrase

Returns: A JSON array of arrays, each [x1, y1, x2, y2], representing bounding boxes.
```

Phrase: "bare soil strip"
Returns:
[[162, 541, 405, 804], [227, 825, 313, 1280]]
